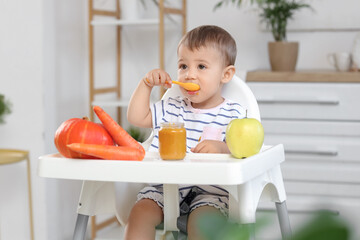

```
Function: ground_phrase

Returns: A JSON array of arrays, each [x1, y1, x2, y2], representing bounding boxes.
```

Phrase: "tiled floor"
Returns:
[[95, 224, 174, 240], [94, 219, 279, 240], [93, 209, 284, 240], [95, 223, 123, 240]]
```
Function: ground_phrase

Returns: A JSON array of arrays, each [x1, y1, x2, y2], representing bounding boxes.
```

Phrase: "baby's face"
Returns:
[[177, 45, 226, 109]]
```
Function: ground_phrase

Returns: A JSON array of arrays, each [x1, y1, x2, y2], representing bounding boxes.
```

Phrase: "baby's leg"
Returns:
[[187, 206, 225, 240], [124, 199, 163, 240]]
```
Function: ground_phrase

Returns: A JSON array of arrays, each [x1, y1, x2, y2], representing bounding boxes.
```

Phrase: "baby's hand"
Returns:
[[143, 69, 172, 88], [191, 140, 230, 154]]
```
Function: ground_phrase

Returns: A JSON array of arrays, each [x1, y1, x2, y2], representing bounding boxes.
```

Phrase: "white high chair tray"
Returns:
[[38, 144, 283, 185]]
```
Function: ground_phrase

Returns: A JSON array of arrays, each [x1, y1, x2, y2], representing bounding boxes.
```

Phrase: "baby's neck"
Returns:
[[191, 97, 225, 109]]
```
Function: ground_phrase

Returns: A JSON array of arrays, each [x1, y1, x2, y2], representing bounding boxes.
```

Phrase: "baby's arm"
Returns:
[[127, 69, 172, 128], [191, 140, 230, 154]]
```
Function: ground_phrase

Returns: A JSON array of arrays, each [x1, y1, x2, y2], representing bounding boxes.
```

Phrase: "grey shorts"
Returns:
[[137, 185, 229, 217]]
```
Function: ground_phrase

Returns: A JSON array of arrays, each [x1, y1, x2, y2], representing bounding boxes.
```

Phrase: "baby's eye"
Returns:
[[198, 64, 206, 70], [179, 64, 187, 70]]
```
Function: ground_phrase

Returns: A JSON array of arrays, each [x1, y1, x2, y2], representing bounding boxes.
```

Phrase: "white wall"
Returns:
[[42, 0, 88, 239], [0, 0, 47, 240], [0, 0, 86, 239], [187, 1, 359, 71], [0, 0, 359, 239]]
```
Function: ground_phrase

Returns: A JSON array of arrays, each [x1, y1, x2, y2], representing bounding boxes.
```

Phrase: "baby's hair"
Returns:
[[178, 25, 237, 66]]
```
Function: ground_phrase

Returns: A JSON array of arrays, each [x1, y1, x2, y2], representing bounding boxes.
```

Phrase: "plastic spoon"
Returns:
[[172, 81, 200, 91], [146, 79, 200, 91]]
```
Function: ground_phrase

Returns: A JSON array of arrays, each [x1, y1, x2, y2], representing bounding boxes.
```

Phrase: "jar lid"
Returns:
[[160, 122, 184, 128]]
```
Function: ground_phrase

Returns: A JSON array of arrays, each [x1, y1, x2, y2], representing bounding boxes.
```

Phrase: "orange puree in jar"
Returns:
[[159, 122, 186, 160]]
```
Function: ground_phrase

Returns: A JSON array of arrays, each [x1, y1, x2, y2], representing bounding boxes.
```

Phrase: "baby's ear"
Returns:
[[221, 65, 236, 84]]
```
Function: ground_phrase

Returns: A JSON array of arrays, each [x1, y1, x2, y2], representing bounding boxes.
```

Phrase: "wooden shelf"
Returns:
[[91, 18, 159, 26], [246, 70, 360, 83], [88, 0, 187, 123]]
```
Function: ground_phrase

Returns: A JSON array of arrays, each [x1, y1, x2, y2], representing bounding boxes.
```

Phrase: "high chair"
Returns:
[[38, 75, 291, 240], [0, 149, 34, 240]]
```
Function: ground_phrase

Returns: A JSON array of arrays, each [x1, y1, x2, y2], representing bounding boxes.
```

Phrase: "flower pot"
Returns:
[[268, 42, 299, 71]]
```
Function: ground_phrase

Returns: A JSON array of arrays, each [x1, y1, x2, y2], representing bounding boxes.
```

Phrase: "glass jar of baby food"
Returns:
[[158, 122, 186, 160]]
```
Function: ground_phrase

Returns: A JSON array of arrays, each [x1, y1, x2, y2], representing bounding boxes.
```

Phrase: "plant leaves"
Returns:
[[0, 94, 11, 124], [213, 0, 312, 41], [291, 211, 350, 240]]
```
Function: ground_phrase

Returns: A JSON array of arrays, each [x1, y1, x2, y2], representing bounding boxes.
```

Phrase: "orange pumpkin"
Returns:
[[54, 117, 115, 158]]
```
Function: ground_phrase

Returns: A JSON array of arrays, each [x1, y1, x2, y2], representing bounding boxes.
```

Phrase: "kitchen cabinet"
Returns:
[[246, 71, 360, 239]]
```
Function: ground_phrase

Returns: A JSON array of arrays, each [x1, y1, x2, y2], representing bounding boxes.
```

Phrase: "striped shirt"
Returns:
[[144, 96, 246, 209], [149, 96, 246, 151]]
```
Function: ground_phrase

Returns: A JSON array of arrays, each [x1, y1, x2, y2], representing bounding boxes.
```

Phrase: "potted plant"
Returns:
[[198, 210, 351, 240], [215, 0, 312, 71], [0, 94, 11, 124]]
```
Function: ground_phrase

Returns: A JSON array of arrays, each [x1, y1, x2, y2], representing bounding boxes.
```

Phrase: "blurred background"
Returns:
[[0, 0, 359, 239]]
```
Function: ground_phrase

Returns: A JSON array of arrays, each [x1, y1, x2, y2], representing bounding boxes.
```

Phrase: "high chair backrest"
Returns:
[[163, 75, 260, 120]]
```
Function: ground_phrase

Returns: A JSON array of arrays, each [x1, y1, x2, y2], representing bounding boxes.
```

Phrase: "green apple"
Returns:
[[226, 118, 264, 158]]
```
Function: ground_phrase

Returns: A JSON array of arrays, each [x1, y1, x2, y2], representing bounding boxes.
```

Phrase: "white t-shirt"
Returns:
[[149, 96, 246, 152], [140, 96, 247, 214]]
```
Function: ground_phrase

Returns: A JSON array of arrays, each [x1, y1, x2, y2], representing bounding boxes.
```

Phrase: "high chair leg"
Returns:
[[276, 201, 292, 240], [73, 214, 89, 240]]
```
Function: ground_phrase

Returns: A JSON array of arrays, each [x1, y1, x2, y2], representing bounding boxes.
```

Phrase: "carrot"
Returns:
[[93, 106, 145, 154], [67, 143, 145, 161]]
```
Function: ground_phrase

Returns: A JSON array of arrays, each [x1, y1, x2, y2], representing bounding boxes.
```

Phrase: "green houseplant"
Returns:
[[198, 210, 351, 240], [127, 126, 146, 143], [215, 0, 311, 71], [0, 94, 11, 124]]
